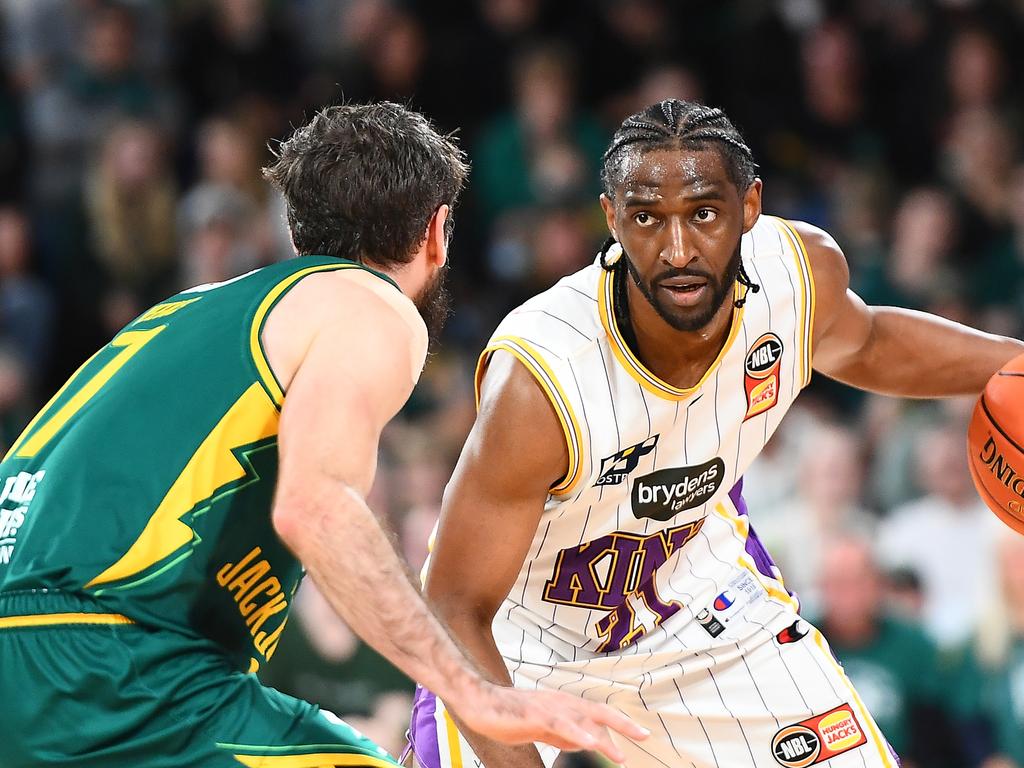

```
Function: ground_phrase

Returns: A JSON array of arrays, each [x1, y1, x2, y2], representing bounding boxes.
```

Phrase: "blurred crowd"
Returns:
[[0, 0, 1023, 765]]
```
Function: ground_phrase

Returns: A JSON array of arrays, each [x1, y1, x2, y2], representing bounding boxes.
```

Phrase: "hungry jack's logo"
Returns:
[[744, 332, 783, 421], [771, 704, 867, 767]]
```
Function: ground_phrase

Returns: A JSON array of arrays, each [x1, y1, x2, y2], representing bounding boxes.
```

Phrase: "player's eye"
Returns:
[[694, 208, 718, 223], [633, 212, 656, 227]]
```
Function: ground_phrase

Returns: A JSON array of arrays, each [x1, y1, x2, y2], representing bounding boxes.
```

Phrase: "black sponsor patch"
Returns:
[[630, 458, 725, 521], [595, 435, 659, 487], [695, 608, 725, 638]]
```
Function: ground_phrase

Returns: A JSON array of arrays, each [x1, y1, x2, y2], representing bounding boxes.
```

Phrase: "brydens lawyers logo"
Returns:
[[630, 458, 725, 521], [744, 332, 783, 421], [771, 704, 867, 767], [595, 435, 659, 486]]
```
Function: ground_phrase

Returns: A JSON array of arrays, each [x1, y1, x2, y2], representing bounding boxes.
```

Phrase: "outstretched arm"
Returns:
[[265, 274, 644, 760], [799, 221, 1024, 396], [424, 350, 583, 768]]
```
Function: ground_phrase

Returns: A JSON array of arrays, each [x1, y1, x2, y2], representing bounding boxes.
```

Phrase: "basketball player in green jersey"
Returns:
[[0, 103, 645, 767]]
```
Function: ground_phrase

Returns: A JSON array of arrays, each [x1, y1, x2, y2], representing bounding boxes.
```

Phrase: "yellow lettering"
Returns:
[[238, 577, 281, 616], [135, 297, 202, 323], [246, 592, 287, 633], [216, 547, 261, 587], [255, 616, 288, 656], [228, 561, 271, 600]]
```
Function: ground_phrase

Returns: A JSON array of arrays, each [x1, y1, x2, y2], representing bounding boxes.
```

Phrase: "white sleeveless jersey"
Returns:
[[478, 214, 817, 680]]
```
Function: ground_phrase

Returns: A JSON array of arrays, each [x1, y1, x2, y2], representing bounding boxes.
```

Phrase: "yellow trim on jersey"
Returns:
[[712, 501, 801, 614], [774, 218, 816, 388], [233, 753, 398, 767], [476, 337, 583, 496], [4, 347, 103, 460], [811, 628, 897, 768], [250, 263, 362, 406], [85, 382, 280, 589], [598, 267, 745, 401], [0, 612, 134, 629], [444, 710, 465, 768]]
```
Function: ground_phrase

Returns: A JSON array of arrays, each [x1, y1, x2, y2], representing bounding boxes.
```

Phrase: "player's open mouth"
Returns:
[[659, 279, 708, 307]]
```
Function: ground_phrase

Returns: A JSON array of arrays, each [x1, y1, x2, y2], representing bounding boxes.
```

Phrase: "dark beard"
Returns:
[[414, 265, 451, 350], [622, 242, 742, 332]]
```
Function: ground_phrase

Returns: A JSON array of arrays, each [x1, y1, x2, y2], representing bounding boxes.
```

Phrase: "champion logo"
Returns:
[[713, 591, 735, 611]]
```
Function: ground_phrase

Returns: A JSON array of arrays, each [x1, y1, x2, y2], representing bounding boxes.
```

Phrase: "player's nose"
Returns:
[[660, 217, 698, 268]]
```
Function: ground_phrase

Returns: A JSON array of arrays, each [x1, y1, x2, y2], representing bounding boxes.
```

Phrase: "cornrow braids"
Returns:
[[600, 99, 758, 197]]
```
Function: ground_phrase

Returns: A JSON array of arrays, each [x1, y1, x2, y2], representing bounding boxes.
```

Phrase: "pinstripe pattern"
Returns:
[[412, 217, 893, 768]]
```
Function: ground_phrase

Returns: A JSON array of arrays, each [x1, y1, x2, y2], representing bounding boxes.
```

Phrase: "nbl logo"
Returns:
[[595, 435, 659, 486], [773, 727, 821, 767]]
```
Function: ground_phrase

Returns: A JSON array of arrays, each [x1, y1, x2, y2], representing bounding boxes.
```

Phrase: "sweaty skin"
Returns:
[[259, 232, 648, 762], [424, 147, 1024, 767]]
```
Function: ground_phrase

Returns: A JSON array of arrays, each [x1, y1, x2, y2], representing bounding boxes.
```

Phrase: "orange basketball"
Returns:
[[968, 353, 1024, 535]]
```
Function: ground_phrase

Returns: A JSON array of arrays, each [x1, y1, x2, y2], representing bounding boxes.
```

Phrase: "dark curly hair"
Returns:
[[264, 102, 470, 268]]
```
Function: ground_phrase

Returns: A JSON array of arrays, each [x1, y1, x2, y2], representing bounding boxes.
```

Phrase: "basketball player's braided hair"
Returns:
[[599, 99, 760, 305]]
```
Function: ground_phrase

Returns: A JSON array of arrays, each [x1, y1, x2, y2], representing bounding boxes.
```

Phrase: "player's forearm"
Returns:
[[436, 610, 547, 768], [272, 485, 483, 711], [820, 306, 1024, 397]]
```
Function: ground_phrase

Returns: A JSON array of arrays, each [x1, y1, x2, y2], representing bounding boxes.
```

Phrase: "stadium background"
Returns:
[[0, 0, 1022, 765]]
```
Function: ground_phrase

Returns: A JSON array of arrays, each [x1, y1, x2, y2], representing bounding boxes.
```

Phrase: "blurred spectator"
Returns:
[[946, 27, 1008, 114], [2, 0, 167, 90], [755, 424, 875, 614], [474, 43, 605, 228], [886, 567, 927, 624], [173, 0, 302, 123], [260, 581, 414, 758], [178, 116, 288, 285], [84, 119, 177, 330], [0, 345, 30, 452], [815, 536, 952, 767], [942, 108, 1019, 251], [0, 207, 53, 382], [878, 422, 1002, 648], [25, 1, 174, 205], [855, 187, 961, 312], [952, 530, 1024, 768]]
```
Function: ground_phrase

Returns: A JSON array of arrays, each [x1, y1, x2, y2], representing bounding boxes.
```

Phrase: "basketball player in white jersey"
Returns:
[[404, 100, 1024, 768]]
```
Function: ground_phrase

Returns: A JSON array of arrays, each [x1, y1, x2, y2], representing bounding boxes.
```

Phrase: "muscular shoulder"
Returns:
[[262, 267, 427, 397], [786, 219, 850, 302]]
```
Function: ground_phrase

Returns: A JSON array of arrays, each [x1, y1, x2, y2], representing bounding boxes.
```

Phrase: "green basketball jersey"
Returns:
[[0, 256, 398, 673]]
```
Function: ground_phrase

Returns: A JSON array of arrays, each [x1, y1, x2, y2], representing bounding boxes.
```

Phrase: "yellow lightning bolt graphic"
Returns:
[[86, 382, 279, 589]]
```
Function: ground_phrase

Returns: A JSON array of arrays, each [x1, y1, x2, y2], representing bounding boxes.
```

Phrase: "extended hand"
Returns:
[[455, 683, 649, 764]]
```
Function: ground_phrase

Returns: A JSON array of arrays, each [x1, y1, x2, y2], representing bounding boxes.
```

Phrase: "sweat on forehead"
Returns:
[[612, 144, 732, 198]]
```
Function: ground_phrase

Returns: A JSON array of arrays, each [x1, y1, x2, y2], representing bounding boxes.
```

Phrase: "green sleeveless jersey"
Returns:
[[0, 256, 398, 672]]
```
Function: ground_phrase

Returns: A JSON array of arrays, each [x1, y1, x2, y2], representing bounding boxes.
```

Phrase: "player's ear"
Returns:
[[599, 194, 618, 240], [742, 179, 763, 233], [426, 204, 450, 269]]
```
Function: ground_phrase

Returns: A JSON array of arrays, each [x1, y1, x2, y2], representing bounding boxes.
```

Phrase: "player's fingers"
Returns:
[[543, 710, 627, 765], [582, 722, 626, 765], [586, 701, 650, 741], [540, 715, 598, 753]]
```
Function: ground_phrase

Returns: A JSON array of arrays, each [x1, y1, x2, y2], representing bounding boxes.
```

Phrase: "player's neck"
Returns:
[[622, 279, 736, 390]]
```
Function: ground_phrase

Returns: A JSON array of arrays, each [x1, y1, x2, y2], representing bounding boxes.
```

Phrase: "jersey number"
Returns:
[[9, 326, 165, 458]]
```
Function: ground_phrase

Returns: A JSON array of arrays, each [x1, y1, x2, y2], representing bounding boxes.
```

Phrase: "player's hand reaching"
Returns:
[[453, 682, 649, 764]]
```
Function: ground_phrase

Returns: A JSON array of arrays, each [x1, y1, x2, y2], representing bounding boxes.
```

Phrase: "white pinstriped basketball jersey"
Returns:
[[477, 214, 816, 677]]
